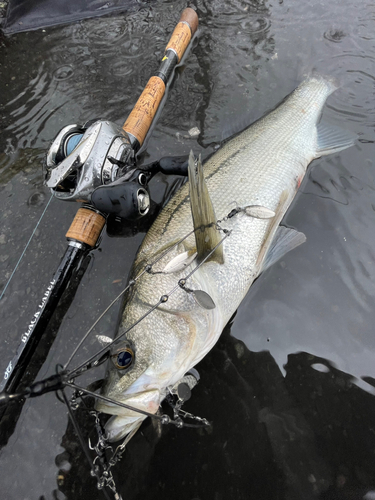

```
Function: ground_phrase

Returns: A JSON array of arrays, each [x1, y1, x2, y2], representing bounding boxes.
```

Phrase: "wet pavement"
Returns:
[[1, 0, 375, 499]]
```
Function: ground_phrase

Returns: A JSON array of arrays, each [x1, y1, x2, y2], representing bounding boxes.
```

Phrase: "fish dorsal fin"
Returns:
[[315, 123, 356, 158], [188, 151, 224, 264], [261, 226, 306, 273]]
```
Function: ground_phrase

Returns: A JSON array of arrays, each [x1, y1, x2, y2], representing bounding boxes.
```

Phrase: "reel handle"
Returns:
[[123, 7, 199, 149]]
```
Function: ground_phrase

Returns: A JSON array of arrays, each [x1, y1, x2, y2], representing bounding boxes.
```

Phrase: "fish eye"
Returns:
[[112, 347, 134, 370]]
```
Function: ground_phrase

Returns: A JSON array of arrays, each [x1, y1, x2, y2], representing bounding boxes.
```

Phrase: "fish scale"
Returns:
[[97, 75, 355, 442]]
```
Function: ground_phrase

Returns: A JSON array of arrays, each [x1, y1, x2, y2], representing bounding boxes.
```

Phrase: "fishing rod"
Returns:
[[0, 195, 238, 497], [0, 7, 199, 396]]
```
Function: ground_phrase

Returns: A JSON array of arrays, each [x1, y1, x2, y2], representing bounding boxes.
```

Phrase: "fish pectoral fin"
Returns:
[[260, 226, 306, 274], [188, 151, 224, 264], [162, 249, 197, 274], [315, 123, 356, 158]]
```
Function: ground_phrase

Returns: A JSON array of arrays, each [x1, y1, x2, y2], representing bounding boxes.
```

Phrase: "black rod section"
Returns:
[[155, 49, 178, 84], [0, 243, 87, 394]]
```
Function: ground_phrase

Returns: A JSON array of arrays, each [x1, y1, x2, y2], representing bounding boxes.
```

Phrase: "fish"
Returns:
[[96, 75, 355, 442]]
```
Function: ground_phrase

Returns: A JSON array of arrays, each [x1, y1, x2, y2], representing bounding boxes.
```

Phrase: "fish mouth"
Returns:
[[96, 389, 161, 442]]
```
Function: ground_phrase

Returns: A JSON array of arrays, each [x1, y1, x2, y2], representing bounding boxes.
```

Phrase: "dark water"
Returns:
[[1, 0, 375, 499]]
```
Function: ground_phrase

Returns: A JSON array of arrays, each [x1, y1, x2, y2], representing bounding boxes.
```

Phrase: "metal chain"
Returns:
[[177, 408, 210, 427], [89, 412, 121, 496], [68, 379, 211, 495]]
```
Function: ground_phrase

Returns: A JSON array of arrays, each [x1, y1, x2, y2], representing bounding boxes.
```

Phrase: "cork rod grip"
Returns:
[[123, 8, 198, 146], [166, 8, 199, 62], [66, 208, 106, 247], [123, 76, 165, 146]]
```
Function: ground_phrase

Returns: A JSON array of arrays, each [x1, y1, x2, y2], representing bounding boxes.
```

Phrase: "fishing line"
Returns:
[[63, 287, 130, 370], [0, 193, 54, 301]]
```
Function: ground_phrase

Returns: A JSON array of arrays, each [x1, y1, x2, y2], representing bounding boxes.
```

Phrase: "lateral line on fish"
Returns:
[[145, 147, 241, 240]]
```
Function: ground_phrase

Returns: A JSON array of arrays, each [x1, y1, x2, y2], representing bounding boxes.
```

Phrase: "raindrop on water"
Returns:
[[324, 29, 346, 43], [27, 192, 46, 207], [240, 16, 271, 35], [53, 65, 74, 81]]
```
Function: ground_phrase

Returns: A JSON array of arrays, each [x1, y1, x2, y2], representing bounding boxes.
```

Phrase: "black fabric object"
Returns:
[[2, 0, 147, 35]]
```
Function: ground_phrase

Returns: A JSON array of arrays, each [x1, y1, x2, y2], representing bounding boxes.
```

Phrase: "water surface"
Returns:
[[1, 0, 375, 499]]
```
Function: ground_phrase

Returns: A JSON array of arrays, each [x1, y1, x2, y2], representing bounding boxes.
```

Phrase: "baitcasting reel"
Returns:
[[45, 119, 151, 220]]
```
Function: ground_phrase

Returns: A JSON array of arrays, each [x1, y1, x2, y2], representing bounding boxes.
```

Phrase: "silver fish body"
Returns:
[[97, 75, 354, 441]]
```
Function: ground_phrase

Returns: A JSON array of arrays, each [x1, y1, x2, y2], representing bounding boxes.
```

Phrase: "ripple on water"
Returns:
[[53, 65, 74, 81], [27, 192, 46, 207], [120, 37, 146, 59], [76, 18, 128, 46], [324, 28, 347, 43], [240, 16, 271, 35], [110, 60, 134, 78], [4, 66, 61, 148]]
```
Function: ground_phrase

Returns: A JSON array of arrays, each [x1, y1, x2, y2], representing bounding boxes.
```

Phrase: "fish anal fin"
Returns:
[[261, 226, 306, 274], [188, 151, 224, 264]]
